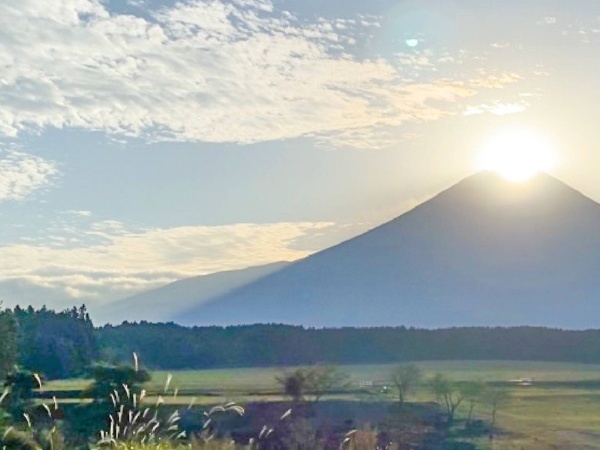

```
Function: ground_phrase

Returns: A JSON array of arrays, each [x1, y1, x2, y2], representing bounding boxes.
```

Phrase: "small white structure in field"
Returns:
[[509, 377, 534, 386]]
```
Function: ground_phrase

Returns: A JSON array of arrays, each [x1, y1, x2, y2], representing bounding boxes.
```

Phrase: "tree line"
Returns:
[[0, 305, 98, 380], [5, 304, 600, 379], [98, 321, 600, 370]]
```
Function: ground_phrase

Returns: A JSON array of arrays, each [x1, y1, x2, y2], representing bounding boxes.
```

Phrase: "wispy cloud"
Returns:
[[538, 17, 558, 26], [66, 210, 93, 217], [0, 0, 520, 149], [0, 149, 57, 202], [469, 73, 522, 89], [463, 103, 528, 117]]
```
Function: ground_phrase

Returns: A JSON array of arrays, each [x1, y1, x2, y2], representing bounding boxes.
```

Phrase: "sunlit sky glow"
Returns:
[[0, 0, 599, 313], [478, 129, 558, 182]]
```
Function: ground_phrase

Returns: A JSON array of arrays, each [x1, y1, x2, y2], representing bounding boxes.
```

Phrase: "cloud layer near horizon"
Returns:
[[0, 219, 340, 309]]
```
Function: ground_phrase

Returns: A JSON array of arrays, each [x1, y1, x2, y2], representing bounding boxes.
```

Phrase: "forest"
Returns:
[[3, 305, 600, 379]]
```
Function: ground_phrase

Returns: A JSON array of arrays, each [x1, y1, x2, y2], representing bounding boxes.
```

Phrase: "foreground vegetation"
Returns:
[[1, 361, 600, 450], [4, 306, 600, 448]]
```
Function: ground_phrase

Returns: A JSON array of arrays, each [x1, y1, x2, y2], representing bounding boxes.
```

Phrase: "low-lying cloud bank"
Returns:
[[0, 219, 339, 309]]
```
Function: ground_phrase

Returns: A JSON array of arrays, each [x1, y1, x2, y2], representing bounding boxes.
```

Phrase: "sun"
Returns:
[[477, 129, 558, 182]]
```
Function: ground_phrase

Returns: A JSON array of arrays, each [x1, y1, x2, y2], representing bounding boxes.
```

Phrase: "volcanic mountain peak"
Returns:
[[132, 171, 600, 329]]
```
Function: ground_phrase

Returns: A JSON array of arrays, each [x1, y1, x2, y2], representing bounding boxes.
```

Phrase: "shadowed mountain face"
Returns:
[[169, 172, 600, 329], [98, 262, 290, 324]]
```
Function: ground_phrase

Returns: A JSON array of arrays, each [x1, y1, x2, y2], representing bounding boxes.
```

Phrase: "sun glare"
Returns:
[[477, 129, 558, 182]]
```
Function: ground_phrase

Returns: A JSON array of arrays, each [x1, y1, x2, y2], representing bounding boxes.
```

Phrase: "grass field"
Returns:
[[45, 360, 600, 449]]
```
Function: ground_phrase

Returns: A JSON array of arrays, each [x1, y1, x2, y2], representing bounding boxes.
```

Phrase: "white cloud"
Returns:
[[0, 149, 57, 202], [315, 124, 427, 151], [470, 73, 522, 89], [538, 17, 557, 25], [66, 210, 92, 217], [463, 103, 527, 117], [0, 219, 339, 308], [0, 0, 517, 148]]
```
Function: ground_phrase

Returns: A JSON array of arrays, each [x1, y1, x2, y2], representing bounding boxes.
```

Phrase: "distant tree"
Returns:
[[0, 306, 17, 380], [307, 365, 349, 403], [429, 373, 465, 424], [276, 365, 349, 403], [482, 386, 510, 428], [84, 364, 150, 405], [390, 364, 422, 406], [459, 381, 485, 426], [277, 369, 307, 402]]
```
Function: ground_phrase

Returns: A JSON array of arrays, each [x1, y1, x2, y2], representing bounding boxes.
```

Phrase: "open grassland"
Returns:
[[449, 385, 600, 449], [45, 360, 600, 394], [145, 360, 600, 396], [45, 361, 600, 449]]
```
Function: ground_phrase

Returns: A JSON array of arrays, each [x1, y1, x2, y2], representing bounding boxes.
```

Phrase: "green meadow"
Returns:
[[44, 360, 600, 449]]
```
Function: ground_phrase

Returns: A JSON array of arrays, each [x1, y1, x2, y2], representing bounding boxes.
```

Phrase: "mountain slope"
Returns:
[[98, 262, 290, 324], [174, 172, 600, 329]]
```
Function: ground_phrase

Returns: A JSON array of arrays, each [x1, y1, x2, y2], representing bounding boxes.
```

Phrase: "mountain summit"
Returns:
[[171, 172, 600, 329]]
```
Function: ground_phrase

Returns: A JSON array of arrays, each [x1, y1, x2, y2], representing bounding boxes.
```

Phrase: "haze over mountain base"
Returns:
[[97, 262, 290, 324]]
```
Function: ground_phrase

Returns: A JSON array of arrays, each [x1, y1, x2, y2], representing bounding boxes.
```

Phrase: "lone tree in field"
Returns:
[[482, 386, 510, 428], [459, 381, 485, 426], [390, 364, 422, 406], [276, 365, 349, 403], [429, 373, 465, 425], [277, 369, 306, 402]]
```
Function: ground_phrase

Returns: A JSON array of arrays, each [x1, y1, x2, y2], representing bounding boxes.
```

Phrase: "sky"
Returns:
[[1, 0, 599, 315]]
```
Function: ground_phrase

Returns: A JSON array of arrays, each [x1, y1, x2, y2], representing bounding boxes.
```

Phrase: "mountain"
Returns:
[[173, 172, 600, 329], [97, 262, 290, 324]]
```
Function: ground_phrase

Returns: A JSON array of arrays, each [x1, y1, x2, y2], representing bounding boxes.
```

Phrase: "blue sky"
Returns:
[[1, 0, 599, 314]]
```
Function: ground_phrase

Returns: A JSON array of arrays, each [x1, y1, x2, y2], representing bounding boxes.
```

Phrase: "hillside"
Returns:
[[98, 262, 290, 323]]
